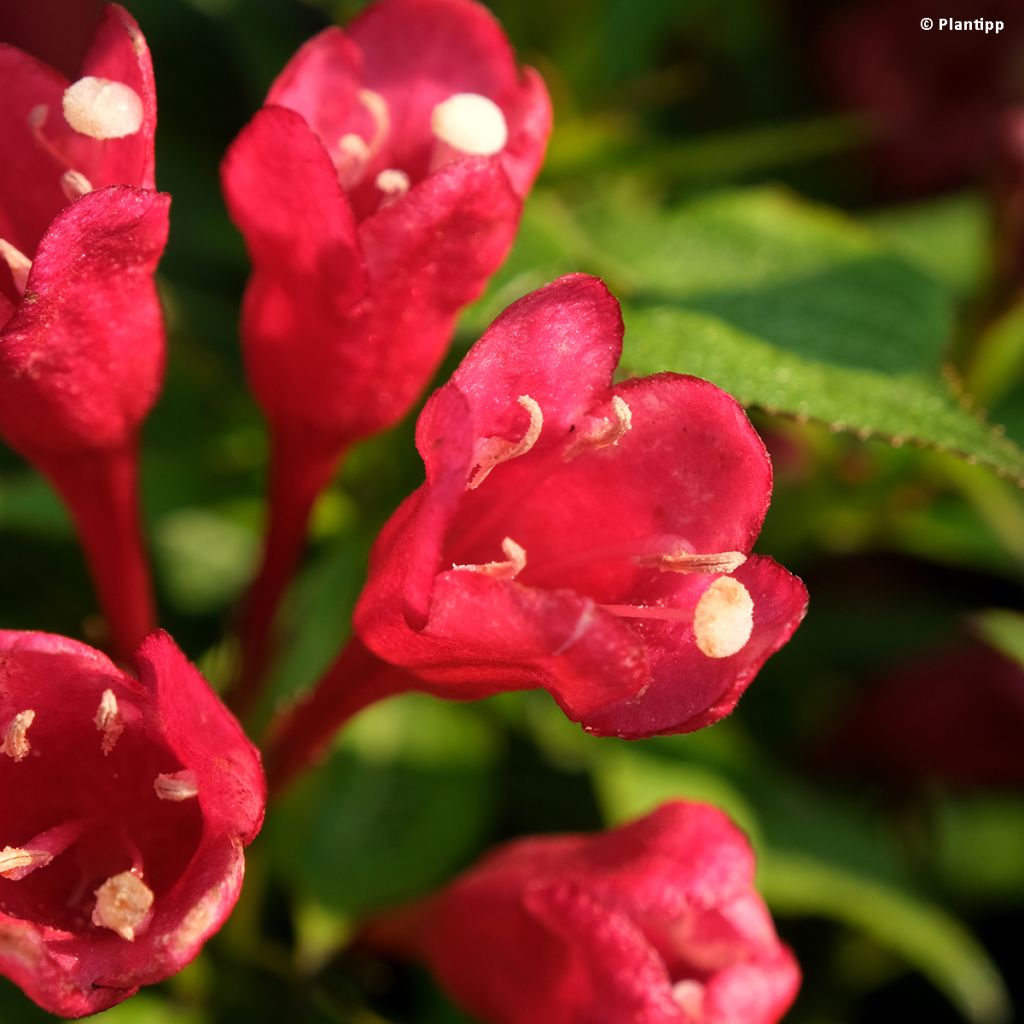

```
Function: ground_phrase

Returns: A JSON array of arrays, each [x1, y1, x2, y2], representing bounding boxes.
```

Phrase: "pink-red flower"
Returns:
[[822, 637, 1024, 790], [354, 274, 807, 738], [265, 275, 806, 788], [221, 0, 551, 700], [0, 629, 265, 1018], [368, 802, 799, 1024], [0, 3, 168, 659]]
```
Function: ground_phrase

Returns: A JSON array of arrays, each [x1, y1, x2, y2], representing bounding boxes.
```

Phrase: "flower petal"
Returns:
[[0, 185, 169, 457]]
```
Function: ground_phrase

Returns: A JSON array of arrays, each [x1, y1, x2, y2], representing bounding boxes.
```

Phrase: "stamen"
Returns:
[[0, 847, 53, 880], [672, 980, 706, 1018], [452, 537, 526, 580], [375, 167, 410, 205], [565, 395, 632, 460], [636, 550, 747, 575], [0, 239, 32, 295], [337, 133, 371, 190], [60, 169, 93, 201], [358, 88, 390, 151], [431, 93, 508, 156], [468, 395, 543, 490], [62, 77, 143, 139], [92, 871, 154, 941], [28, 105, 48, 130], [693, 577, 754, 659], [154, 770, 199, 802], [95, 689, 123, 756], [1, 710, 35, 762]]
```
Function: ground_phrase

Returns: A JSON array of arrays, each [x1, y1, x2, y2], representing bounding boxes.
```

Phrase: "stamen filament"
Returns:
[[0, 239, 32, 295]]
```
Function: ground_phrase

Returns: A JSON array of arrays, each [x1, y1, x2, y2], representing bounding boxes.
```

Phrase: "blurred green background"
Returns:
[[1, 0, 1023, 1020]]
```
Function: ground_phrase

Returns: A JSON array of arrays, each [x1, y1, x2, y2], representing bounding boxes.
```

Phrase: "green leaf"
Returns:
[[762, 852, 1011, 1024], [971, 609, 1024, 668], [472, 187, 1024, 481], [268, 695, 501, 918]]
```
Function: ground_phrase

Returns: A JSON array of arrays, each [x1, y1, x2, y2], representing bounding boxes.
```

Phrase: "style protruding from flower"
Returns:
[[366, 802, 800, 1024], [265, 275, 807, 790], [0, 630, 265, 1017], [0, 4, 168, 661], [221, 0, 551, 704]]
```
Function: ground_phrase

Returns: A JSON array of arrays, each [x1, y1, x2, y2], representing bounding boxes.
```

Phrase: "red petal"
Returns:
[[349, 0, 539, 181], [221, 104, 368, 437], [582, 557, 808, 738], [74, 3, 158, 190], [0, 185, 168, 458]]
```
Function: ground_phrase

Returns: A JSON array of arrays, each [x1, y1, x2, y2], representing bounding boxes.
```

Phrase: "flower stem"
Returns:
[[263, 636, 411, 795], [234, 426, 345, 714], [41, 441, 155, 663]]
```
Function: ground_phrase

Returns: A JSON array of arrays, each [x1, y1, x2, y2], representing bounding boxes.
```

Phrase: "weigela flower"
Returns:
[[369, 802, 799, 1024], [353, 274, 807, 738], [822, 638, 1024, 789], [0, 3, 168, 658], [0, 630, 265, 1018], [222, 0, 549, 448], [221, 0, 551, 698]]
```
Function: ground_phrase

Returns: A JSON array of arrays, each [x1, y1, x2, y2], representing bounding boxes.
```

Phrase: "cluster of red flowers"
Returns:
[[0, 1, 806, 1019]]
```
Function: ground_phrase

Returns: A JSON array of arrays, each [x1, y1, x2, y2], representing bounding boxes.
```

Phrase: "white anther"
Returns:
[[0, 846, 53, 880], [431, 93, 507, 156], [452, 537, 527, 580], [565, 395, 633, 460], [375, 167, 410, 204], [60, 169, 93, 201], [672, 980, 706, 1018], [1, 710, 35, 762], [468, 395, 543, 490], [92, 870, 154, 941], [336, 133, 371, 189], [95, 689, 124, 756], [693, 577, 754, 658], [637, 550, 747, 575], [62, 76, 143, 139], [0, 239, 32, 295], [154, 770, 199, 802]]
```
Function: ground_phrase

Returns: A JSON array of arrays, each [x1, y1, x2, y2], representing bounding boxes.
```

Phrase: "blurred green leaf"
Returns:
[[971, 609, 1024, 668], [472, 187, 1024, 481], [268, 695, 501, 917]]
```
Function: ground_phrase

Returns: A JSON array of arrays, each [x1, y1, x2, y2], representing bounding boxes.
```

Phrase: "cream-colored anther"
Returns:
[[60, 170, 93, 201], [337, 133, 371, 189], [1, 710, 35, 762], [637, 550, 747, 575], [671, 980, 706, 1018], [0, 239, 32, 295], [452, 537, 527, 580], [95, 689, 124, 756], [565, 395, 632, 460], [468, 395, 543, 490], [375, 167, 410, 203], [358, 88, 390, 147], [92, 871, 154, 941], [431, 93, 507, 155], [62, 77, 143, 139], [154, 770, 199, 802], [0, 846, 53, 880], [692, 577, 754, 658]]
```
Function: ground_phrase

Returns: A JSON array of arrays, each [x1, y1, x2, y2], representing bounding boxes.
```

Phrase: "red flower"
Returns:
[[355, 274, 806, 736], [221, 0, 551, 701], [822, 638, 1024, 789], [0, 629, 265, 1018], [0, 3, 168, 660], [369, 802, 799, 1024], [265, 275, 806, 789]]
